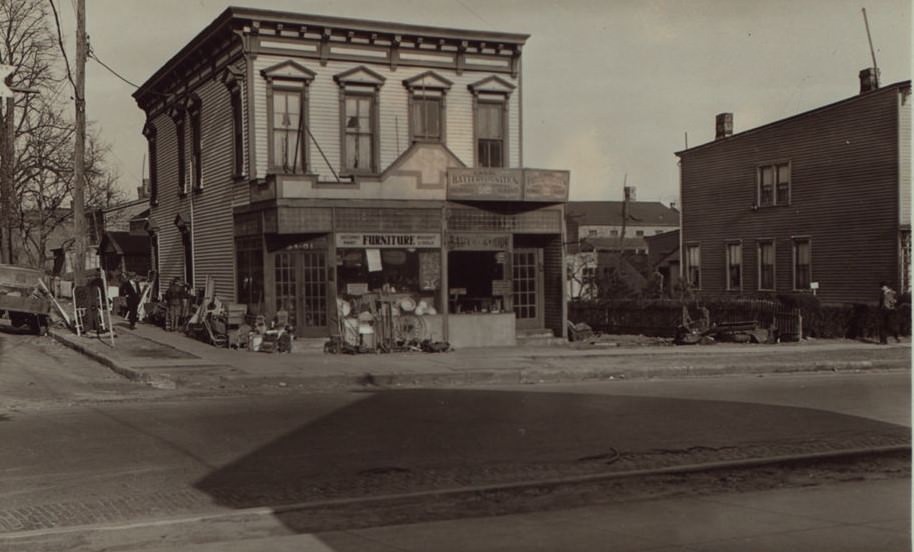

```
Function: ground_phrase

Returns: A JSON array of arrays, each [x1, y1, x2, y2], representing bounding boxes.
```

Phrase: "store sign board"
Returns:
[[447, 168, 570, 202], [335, 232, 441, 249], [447, 233, 511, 251], [491, 280, 512, 296], [524, 170, 570, 202], [447, 168, 523, 201]]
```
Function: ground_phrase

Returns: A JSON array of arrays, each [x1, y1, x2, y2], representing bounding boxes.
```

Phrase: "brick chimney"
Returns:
[[715, 113, 733, 140], [859, 67, 880, 94]]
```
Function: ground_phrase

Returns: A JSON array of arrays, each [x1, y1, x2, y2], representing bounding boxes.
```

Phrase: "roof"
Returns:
[[588, 237, 649, 251], [99, 232, 150, 256], [135, 6, 529, 102], [566, 201, 680, 227], [676, 80, 912, 156]]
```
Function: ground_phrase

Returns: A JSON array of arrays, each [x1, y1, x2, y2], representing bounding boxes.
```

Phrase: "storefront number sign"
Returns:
[[335, 233, 441, 249]]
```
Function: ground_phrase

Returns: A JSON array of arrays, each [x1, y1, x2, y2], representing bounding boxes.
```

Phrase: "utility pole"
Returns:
[[1, 94, 13, 265], [72, 0, 87, 284]]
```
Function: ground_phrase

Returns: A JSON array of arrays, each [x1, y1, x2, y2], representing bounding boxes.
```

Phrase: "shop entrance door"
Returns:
[[275, 250, 328, 337], [512, 248, 544, 330]]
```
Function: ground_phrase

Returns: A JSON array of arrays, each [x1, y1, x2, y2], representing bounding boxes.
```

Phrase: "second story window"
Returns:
[[758, 162, 790, 207], [403, 71, 452, 145], [344, 93, 375, 173], [272, 88, 305, 173], [172, 108, 187, 196], [468, 75, 516, 169], [229, 82, 244, 178], [143, 122, 158, 206], [262, 60, 316, 175], [188, 98, 202, 192], [476, 101, 505, 168]]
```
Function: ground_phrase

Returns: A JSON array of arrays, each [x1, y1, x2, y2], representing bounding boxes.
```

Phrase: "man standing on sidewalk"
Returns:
[[119, 272, 141, 330], [878, 281, 899, 344], [165, 277, 184, 332]]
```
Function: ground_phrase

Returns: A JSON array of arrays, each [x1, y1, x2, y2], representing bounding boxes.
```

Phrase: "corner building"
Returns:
[[134, 7, 570, 347]]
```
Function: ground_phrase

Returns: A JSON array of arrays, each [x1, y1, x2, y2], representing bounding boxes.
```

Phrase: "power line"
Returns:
[[87, 46, 141, 89], [47, 0, 78, 96]]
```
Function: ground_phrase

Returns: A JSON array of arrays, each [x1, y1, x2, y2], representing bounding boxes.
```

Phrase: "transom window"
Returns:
[[759, 163, 790, 207], [726, 242, 742, 290]]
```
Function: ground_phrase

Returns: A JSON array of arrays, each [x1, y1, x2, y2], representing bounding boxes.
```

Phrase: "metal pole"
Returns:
[[72, 0, 87, 285], [1, 95, 13, 264], [862, 8, 879, 78]]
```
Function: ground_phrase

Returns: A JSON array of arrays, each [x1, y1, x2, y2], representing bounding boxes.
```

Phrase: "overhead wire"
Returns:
[[47, 0, 78, 96]]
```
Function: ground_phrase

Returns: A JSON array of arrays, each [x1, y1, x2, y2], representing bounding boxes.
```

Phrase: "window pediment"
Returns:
[[467, 75, 515, 97], [334, 65, 386, 89], [403, 71, 453, 92], [261, 60, 316, 83]]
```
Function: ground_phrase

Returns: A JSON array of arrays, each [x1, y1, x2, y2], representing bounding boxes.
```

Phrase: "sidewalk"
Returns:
[[49, 318, 911, 392]]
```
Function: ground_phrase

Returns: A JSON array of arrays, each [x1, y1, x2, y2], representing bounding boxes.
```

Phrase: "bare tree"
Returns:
[[0, 0, 122, 269]]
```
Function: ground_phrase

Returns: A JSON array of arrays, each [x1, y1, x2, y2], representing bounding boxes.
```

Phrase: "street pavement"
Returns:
[[0, 372, 908, 539], [47, 317, 912, 392]]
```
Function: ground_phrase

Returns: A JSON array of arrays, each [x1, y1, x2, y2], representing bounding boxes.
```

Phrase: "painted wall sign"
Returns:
[[447, 233, 511, 251], [524, 170, 570, 202], [335, 232, 441, 249], [447, 168, 571, 202], [447, 168, 523, 200]]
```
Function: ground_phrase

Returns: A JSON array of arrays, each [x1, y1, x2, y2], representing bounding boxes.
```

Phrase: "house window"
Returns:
[[230, 85, 244, 178], [610, 230, 619, 237], [411, 97, 443, 142], [793, 238, 811, 290], [476, 101, 505, 168], [262, 60, 316, 175], [175, 114, 187, 195], [685, 244, 701, 289], [587, 229, 598, 238], [143, 123, 157, 206], [635, 230, 644, 237], [188, 99, 202, 192], [343, 93, 376, 173], [271, 87, 306, 173], [758, 162, 790, 207], [758, 240, 775, 290], [726, 241, 742, 290]]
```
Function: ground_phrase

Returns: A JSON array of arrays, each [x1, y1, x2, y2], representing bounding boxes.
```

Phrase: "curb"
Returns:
[[48, 329, 177, 389], [49, 327, 909, 392], [0, 444, 908, 542]]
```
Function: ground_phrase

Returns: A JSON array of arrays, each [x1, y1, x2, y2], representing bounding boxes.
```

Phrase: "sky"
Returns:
[[53, 0, 912, 205]]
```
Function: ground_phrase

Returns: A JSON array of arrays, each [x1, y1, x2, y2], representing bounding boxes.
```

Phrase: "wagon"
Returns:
[[0, 264, 52, 335]]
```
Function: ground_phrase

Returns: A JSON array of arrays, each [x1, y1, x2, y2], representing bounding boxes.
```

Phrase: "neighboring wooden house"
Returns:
[[677, 70, 911, 304], [98, 232, 152, 276], [134, 8, 571, 346]]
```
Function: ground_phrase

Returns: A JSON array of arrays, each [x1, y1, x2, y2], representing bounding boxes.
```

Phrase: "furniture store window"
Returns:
[[758, 240, 775, 290], [793, 238, 811, 290], [758, 162, 790, 207], [476, 101, 505, 168], [142, 122, 158, 206], [726, 241, 742, 290], [685, 243, 701, 289]]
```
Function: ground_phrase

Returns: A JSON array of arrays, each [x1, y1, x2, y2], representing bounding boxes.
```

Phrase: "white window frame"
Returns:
[[757, 239, 776, 291], [725, 240, 743, 291], [792, 237, 812, 291], [757, 161, 791, 207], [685, 242, 701, 289]]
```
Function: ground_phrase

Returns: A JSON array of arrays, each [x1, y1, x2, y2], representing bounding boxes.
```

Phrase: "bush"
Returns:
[[567, 294, 911, 339]]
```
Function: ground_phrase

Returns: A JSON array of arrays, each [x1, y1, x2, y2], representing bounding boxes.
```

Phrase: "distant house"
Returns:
[[566, 200, 680, 254], [677, 70, 911, 304], [565, 199, 679, 299], [98, 231, 152, 277]]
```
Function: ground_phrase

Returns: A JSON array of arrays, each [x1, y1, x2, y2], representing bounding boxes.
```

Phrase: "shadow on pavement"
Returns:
[[193, 388, 910, 534]]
